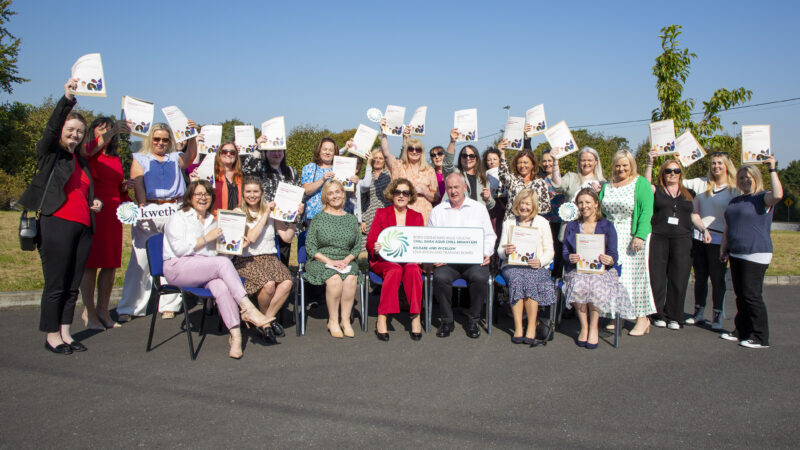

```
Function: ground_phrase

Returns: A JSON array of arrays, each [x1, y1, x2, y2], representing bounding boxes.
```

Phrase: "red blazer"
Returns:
[[366, 206, 424, 265]]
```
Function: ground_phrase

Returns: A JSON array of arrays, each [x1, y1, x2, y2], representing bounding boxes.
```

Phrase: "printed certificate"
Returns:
[[525, 104, 547, 137], [271, 182, 305, 222], [350, 123, 379, 159], [675, 130, 705, 168], [216, 210, 247, 255], [649, 119, 676, 155], [409, 106, 427, 136], [71, 53, 105, 97], [333, 155, 358, 191], [192, 154, 216, 187], [507, 225, 539, 266], [501, 116, 525, 150], [741, 125, 771, 164], [199, 124, 222, 154], [576, 233, 605, 274], [260, 116, 286, 150], [161, 106, 197, 142], [543, 120, 578, 159], [382, 105, 406, 136], [121, 96, 154, 138], [454, 108, 478, 142], [234, 125, 257, 155]]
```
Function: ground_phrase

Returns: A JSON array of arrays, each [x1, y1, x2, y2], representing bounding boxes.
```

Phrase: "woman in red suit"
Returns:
[[80, 117, 131, 330], [366, 178, 425, 341]]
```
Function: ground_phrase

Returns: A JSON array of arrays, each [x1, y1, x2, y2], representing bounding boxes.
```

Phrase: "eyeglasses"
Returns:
[[663, 168, 682, 175], [193, 192, 210, 198], [394, 190, 412, 197], [220, 150, 237, 156], [406, 147, 422, 154], [152, 137, 170, 143], [461, 153, 477, 160], [430, 151, 444, 157]]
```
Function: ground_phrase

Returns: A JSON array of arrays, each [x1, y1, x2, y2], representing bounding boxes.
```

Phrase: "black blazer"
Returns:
[[18, 95, 95, 230]]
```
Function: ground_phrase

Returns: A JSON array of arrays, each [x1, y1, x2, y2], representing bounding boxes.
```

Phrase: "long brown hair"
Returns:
[[511, 149, 539, 180], [457, 145, 488, 186], [214, 142, 243, 183], [657, 159, 693, 201]]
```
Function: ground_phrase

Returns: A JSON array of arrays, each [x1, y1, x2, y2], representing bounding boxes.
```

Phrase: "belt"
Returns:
[[146, 198, 181, 205]]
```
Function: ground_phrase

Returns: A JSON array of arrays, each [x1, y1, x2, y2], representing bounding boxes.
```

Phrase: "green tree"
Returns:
[[774, 160, 800, 222], [0, 1, 28, 94], [284, 125, 362, 176], [533, 128, 630, 180]]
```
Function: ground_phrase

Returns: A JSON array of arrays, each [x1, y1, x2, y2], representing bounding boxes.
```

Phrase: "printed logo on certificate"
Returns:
[[71, 53, 105, 97], [675, 130, 705, 168], [333, 156, 358, 191], [576, 233, 605, 274], [408, 106, 427, 136], [454, 108, 478, 142], [121, 96, 154, 138], [161, 106, 197, 142], [382, 105, 406, 136], [525, 104, 547, 137], [649, 119, 677, 155], [199, 124, 222, 154], [507, 225, 539, 265], [260, 116, 287, 150], [234, 125, 258, 155], [271, 182, 304, 222], [216, 210, 247, 255], [501, 116, 525, 151], [741, 125, 771, 164], [349, 124, 379, 159], [543, 120, 578, 159]]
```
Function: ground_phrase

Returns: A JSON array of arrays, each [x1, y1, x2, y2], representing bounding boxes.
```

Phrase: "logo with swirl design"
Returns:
[[116, 202, 140, 224], [558, 202, 579, 222], [379, 229, 409, 258]]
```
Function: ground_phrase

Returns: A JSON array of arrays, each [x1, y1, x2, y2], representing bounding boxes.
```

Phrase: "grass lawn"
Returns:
[[0, 210, 795, 291]]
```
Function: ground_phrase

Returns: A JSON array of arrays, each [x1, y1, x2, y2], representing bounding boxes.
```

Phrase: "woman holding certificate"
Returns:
[[234, 177, 296, 339], [538, 149, 566, 277], [301, 138, 338, 224], [598, 149, 655, 336], [359, 148, 393, 246], [445, 130, 496, 213], [118, 121, 198, 322], [378, 119, 438, 223], [496, 189, 555, 346], [163, 180, 272, 359], [495, 138, 551, 220], [304, 180, 362, 338], [429, 146, 446, 205], [562, 189, 634, 348], [210, 142, 243, 214], [720, 159, 783, 349], [366, 178, 425, 341]]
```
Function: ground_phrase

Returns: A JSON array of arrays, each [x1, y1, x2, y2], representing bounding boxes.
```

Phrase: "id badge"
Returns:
[[667, 217, 679, 226]]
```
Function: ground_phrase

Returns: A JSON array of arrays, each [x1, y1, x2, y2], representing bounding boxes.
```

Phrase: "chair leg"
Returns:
[[294, 273, 301, 336], [487, 277, 493, 336], [146, 289, 159, 352], [299, 275, 306, 336], [426, 274, 433, 332], [422, 275, 428, 333], [198, 296, 207, 335], [180, 293, 196, 360], [614, 315, 620, 349], [364, 277, 370, 332]]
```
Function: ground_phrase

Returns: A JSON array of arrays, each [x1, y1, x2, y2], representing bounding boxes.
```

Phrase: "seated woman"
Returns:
[[562, 188, 635, 349], [366, 178, 425, 342], [234, 177, 297, 340], [304, 180, 362, 338], [162, 180, 272, 359], [496, 189, 556, 346]]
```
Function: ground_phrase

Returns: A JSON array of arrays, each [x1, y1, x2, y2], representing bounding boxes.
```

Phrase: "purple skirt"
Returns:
[[501, 265, 556, 307], [563, 268, 635, 319]]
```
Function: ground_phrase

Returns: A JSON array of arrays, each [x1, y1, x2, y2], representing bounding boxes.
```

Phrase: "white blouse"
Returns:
[[163, 208, 217, 260], [496, 215, 554, 269], [241, 212, 277, 257]]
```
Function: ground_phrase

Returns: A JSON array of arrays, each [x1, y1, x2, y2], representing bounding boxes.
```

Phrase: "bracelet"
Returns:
[[769, 168, 777, 173]]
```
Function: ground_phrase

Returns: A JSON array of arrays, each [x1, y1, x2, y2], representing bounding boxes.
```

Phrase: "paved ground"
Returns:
[[0, 286, 798, 449]]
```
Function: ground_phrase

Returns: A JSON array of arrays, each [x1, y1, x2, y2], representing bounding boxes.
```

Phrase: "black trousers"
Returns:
[[729, 257, 770, 345], [433, 263, 489, 325], [278, 238, 291, 266], [648, 233, 692, 324], [692, 240, 727, 311], [38, 215, 92, 332]]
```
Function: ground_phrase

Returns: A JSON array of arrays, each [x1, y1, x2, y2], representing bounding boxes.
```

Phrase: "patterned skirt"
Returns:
[[501, 265, 556, 307], [233, 253, 293, 295], [563, 269, 636, 319]]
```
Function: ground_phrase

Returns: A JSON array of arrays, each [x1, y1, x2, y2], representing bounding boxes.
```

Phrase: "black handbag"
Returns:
[[19, 165, 56, 251], [535, 317, 554, 342]]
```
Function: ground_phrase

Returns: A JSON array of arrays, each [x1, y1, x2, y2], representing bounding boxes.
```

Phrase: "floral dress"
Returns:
[[498, 158, 552, 221], [600, 180, 656, 317], [300, 162, 334, 221]]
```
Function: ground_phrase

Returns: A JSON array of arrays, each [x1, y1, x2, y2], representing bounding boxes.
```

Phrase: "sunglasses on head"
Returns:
[[406, 146, 422, 154], [152, 137, 170, 143], [663, 167, 681, 175], [461, 153, 477, 160], [394, 189, 411, 197], [711, 151, 729, 157], [430, 151, 444, 157]]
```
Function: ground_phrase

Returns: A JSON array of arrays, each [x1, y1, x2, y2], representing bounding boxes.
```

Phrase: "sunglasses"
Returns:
[[461, 153, 477, 160], [663, 167, 682, 175], [152, 137, 170, 143], [711, 151, 729, 156], [430, 151, 444, 157], [394, 189, 412, 197], [220, 149, 237, 156], [406, 146, 422, 154]]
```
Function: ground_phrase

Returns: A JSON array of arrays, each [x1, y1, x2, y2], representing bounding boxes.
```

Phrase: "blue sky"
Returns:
[[6, 0, 800, 162]]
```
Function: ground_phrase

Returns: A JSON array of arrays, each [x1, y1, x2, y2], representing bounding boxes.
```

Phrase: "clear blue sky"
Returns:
[[6, 0, 800, 162]]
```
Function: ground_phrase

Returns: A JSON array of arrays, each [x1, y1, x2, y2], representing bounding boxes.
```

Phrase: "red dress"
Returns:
[[85, 149, 124, 268]]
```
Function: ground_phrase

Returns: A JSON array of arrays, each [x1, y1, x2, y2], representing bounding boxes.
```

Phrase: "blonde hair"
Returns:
[[401, 138, 433, 171], [140, 123, 176, 155], [737, 165, 764, 195], [238, 177, 269, 222], [578, 146, 606, 182], [321, 179, 345, 208], [705, 153, 738, 197], [511, 188, 539, 218], [611, 149, 638, 182]]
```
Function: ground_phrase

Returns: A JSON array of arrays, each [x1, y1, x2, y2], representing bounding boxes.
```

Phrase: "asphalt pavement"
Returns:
[[0, 285, 798, 449]]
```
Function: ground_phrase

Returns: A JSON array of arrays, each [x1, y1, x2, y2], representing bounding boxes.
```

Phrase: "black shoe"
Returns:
[[260, 326, 276, 343], [67, 340, 87, 352], [511, 336, 525, 344], [271, 321, 285, 338], [410, 331, 422, 341], [436, 322, 453, 338], [45, 341, 72, 355], [375, 329, 390, 341], [467, 322, 481, 339]]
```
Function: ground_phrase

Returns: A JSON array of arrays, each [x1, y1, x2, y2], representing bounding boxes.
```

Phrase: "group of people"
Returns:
[[22, 80, 783, 359]]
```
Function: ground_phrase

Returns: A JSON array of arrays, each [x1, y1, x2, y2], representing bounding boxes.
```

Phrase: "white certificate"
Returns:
[[333, 156, 358, 191], [741, 125, 771, 164], [576, 233, 605, 274], [649, 119, 677, 155], [543, 120, 578, 159], [525, 104, 547, 137], [454, 108, 478, 142], [260, 116, 286, 150], [409, 106, 427, 136], [382, 105, 406, 136], [675, 130, 706, 168], [199, 124, 222, 154], [350, 124, 379, 159], [216, 210, 247, 255], [71, 53, 105, 97], [501, 116, 525, 151], [234, 125, 258, 155], [192, 153, 216, 187], [121, 96, 154, 138], [161, 106, 197, 142], [271, 182, 305, 222], [507, 225, 539, 266]]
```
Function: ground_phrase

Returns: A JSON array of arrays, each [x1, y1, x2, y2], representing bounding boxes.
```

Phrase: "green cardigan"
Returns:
[[598, 175, 653, 241]]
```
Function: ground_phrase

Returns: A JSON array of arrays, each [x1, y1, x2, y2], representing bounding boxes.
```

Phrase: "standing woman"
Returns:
[[598, 149, 655, 336], [551, 146, 606, 202], [379, 119, 438, 223], [304, 180, 362, 338], [538, 149, 566, 277], [429, 145, 446, 205], [496, 138, 551, 219], [80, 117, 130, 330], [117, 121, 198, 321], [446, 129, 496, 212], [301, 137, 338, 224], [720, 158, 782, 349], [359, 147, 393, 245], [366, 178, 425, 341], [18, 79, 103, 354], [496, 189, 556, 346], [211, 142, 243, 214]]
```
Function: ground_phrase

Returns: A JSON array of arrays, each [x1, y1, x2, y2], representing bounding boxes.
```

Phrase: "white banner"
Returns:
[[116, 202, 179, 224], [377, 226, 484, 264]]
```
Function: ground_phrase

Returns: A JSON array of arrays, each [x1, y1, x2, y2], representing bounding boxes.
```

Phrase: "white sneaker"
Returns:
[[720, 332, 739, 341], [685, 316, 696, 325], [667, 321, 680, 330], [739, 339, 769, 349], [652, 319, 667, 328]]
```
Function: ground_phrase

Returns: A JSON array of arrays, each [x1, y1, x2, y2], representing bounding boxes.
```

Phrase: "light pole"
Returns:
[[732, 121, 738, 137], [503, 105, 510, 120]]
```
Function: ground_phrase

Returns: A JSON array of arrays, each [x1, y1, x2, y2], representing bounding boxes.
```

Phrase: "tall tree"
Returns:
[[0, 1, 27, 94]]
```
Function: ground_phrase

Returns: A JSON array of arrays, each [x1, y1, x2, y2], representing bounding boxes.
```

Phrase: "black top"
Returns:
[[651, 187, 693, 238], [226, 179, 239, 210], [466, 173, 478, 201]]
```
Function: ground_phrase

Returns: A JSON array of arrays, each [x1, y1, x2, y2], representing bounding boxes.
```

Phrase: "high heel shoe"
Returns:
[[228, 336, 243, 359], [375, 329, 390, 341], [328, 322, 344, 339], [628, 323, 650, 337], [340, 322, 355, 338], [240, 305, 271, 337]]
